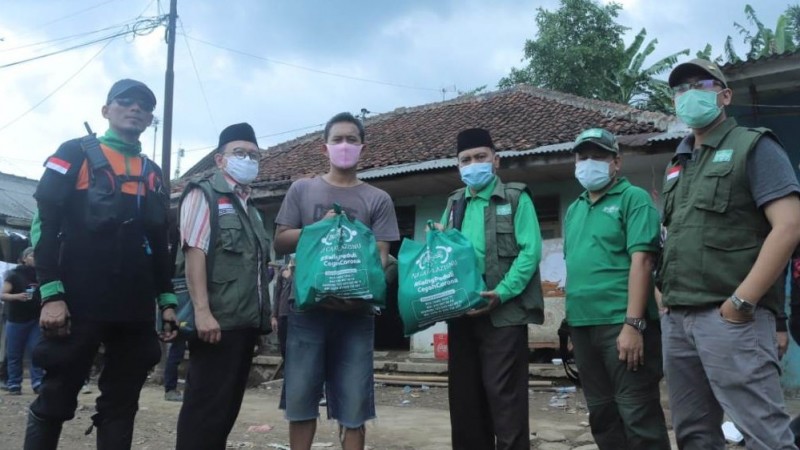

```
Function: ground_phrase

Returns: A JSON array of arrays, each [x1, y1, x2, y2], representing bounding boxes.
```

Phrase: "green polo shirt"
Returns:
[[440, 176, 542, 302], [563, 177, 660, 326]]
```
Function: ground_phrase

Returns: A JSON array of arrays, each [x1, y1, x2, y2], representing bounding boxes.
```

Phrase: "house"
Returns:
[[0, 172, 36, 263], [179, 84, 686, 357]]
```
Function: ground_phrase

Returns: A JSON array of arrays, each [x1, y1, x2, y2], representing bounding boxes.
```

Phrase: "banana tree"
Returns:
[[607, 28, 689, 112]]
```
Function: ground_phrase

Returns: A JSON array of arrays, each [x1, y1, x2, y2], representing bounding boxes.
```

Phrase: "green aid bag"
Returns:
[[398, 221, 487, 335], [294, 204, 386, 311]]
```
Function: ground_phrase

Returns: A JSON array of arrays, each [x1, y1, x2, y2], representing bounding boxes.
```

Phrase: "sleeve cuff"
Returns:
[[158, 292, 178, 310], [495, 285, 513, 303], [627, 244, 658, 255], [40, 280, 65, 299]]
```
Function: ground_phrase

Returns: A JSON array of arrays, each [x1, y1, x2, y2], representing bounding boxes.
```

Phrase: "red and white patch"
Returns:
[[44, 157, 71, 175], [218, 197, 235, 216], [666, 166, 681, 181]]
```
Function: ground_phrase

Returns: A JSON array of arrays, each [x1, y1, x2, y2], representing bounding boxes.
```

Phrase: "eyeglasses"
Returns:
[[114, 97, 155, 113], [671, 79, 724, 97], [228, 147, 261, 161]]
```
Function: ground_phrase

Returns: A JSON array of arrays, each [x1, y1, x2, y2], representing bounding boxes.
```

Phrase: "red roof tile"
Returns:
[[178, 85, 673, 191]]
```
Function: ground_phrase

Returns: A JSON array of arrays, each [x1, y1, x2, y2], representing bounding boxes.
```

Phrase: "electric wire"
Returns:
[[181, 123, 327, 154], [178, 18, 218, 135], [183, 34, 441, 93], [6, 0, 121, 40], [0, 17, 165, 70], [0, 37, 117, 133]]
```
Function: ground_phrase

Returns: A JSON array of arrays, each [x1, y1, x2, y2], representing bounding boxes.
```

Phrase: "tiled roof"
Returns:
[[0, 172, 37, 221], [178, 85, 675, 191]]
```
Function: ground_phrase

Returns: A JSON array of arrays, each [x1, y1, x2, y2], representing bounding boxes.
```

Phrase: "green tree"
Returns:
[[498, 0, 626, 99], [608, 28, 689, 112], [723, 4, 797, 62]]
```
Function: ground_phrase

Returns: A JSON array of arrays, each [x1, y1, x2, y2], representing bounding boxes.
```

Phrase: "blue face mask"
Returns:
[[459, 162, 495, 191], [575, 159, 613, 192], [675, 89, 722, 129]]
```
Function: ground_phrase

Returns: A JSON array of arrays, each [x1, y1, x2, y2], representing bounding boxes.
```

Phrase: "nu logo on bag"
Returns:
[[416, 245, 453, 270], [321, 225, 358, 246]]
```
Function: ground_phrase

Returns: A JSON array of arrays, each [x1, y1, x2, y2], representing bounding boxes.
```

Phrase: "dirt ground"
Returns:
[[0, 378, 796, 449]]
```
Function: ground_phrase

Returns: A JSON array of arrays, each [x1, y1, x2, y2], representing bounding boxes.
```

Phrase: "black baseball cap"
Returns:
[[106, 79, 157, 106]]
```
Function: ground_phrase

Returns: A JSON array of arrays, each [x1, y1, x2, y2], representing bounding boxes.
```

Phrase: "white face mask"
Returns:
[[224, 156, 259, 185], [575, 159, 613, 191]]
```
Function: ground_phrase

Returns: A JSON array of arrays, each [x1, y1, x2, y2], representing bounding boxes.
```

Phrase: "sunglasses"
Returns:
[[671, 79, 724, 97], [113, 97, 155, 113]]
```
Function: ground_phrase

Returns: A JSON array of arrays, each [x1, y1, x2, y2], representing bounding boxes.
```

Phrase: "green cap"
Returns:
[[668, 58, 727, 88], [572, 128, 619, 154]]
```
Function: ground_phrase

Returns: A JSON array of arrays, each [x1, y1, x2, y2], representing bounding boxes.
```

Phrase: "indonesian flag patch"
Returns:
[[44, 156, 71, 175], [666, 166, 681, 181], [218, 197, 235, 216]]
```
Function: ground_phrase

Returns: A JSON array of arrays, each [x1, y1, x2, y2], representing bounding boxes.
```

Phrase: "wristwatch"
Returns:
[[729, 294, 756, 315], [624, 317, 647, 333]]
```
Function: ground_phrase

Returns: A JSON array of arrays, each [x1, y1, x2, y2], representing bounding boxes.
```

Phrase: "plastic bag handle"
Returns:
[[426, 219, 435, 230], [333, 203, 342, 215]]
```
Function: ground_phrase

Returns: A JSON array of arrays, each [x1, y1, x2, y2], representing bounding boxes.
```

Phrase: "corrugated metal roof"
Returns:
[[0, 173, 37, 221], [356, 131, 685, 180], [721, 49, 800, 70]]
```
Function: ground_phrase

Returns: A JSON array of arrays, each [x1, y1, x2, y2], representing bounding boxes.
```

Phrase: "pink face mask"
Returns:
[[325, 143, 363, 169]]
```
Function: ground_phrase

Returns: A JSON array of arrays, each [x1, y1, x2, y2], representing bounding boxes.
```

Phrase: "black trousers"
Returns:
[[176, 328, 258, 450], [278, 315, 288, 359], [30, 320, 161, 425], [447, 316, 530, 450]]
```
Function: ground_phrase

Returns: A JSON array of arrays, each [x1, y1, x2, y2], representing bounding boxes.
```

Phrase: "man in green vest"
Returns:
[[438, 128, 543, 450], [659, 59, 800, 450], [175, 123, 271, 449], [563, 128, 669, 449]]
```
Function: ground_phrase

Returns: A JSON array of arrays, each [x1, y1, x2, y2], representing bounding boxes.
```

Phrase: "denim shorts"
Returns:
[[281, 308, 375, 428]]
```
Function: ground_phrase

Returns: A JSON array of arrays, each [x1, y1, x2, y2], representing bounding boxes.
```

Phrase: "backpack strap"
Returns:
[[78, 133, 111, 172]]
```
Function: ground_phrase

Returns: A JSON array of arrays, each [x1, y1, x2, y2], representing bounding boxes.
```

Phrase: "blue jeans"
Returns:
[[164, 338, 186, 392], [6, 319, 44, 391], [282, 308, 375, 428]]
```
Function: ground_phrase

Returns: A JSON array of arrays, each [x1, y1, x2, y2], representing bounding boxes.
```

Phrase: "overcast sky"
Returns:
[[0, 0, 787, 180]]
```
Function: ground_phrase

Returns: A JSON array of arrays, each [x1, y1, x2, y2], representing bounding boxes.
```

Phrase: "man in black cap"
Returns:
[[658, 59, 800, 449], [437, 128, 543, 450], [175, 123, 272, 449], [26, 79, 177, 449]]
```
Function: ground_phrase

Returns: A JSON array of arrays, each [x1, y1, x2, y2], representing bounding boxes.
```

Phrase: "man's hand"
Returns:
[[271, 316, 279, 332], [195, 309, 222, 343], [719, 298, 755, 324], [778, 331, 789, 359], [427, 222, 444, 232], [466, 291, 501, 317], [160, 308, 179, 342], [40, 300, 70, 338], [617, 324, 644, 371], [321, 209, 338, 221]]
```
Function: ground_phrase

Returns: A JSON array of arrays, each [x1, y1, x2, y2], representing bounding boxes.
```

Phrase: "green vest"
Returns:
[[445, 179, 544, 327], [658, 118, 783, 313], [177, 171, 271, 330]]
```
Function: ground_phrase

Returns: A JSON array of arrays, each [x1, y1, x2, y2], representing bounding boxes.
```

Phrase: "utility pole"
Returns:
[[151, 115, 159, 160], [174, 148, 184, 179], [161, 0, 177, 193]]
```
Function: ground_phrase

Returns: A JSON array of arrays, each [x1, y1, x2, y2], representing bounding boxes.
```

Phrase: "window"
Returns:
[[534, 195, 560, 239]]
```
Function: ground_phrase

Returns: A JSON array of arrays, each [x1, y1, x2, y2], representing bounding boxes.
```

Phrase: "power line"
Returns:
[[7, 0, 121, 40], [0, 17, 164, 70], [178, 18, 217, 135], [0, 21, 139, 54], [183, 34, 441, 93], [0, 37, 117, 134], [182, 123, 326, 154]]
